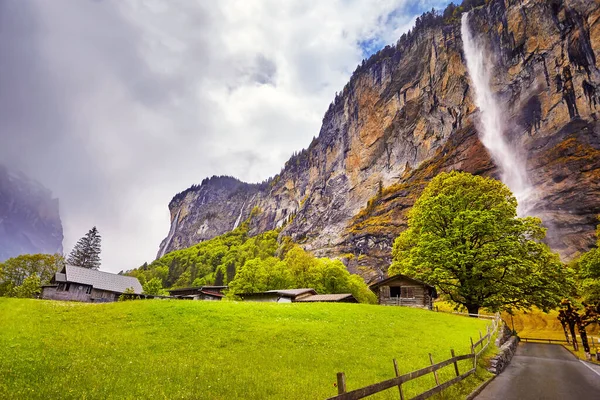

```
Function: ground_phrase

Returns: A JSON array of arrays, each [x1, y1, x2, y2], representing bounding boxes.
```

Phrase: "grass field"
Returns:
[[0, 298, 493, 400]]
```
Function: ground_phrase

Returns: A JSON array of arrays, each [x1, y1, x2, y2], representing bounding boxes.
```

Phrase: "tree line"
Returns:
[[127, 220, 376, 303], [0, 226, 101, 298]]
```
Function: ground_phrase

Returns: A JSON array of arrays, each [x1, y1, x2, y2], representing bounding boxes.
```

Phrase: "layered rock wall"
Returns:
[[0, 165, 63, 261], [158, 0, 600, 281]]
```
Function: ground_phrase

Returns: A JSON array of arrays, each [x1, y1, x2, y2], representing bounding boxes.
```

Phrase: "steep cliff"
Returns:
[[158, 0, 600, 281], [0, 165, 63, 261]]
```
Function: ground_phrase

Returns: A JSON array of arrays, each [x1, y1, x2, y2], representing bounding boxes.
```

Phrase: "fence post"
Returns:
[[451, 349, 460, 377], [393, 359, 405, 400], [470, 337, 476, 369], [337, 372, 346, 395], [429, 353, 440, 386], [487, 325, 491, 345]]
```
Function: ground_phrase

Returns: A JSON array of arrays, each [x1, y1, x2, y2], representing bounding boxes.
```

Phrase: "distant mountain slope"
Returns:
[[158, 0, 600, 281], [0, 165, 63, 261]]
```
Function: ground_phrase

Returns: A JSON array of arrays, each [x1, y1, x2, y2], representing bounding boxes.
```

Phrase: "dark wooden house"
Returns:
[[41, 265, 143, 303], [295, 293, 358, 303], [167, 286, 227, 300], [239, 288, 317, 303], [369, 274, 437, 309]]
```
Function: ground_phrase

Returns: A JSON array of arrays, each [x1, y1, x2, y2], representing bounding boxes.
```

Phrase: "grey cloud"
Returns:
[[0, 0, 435, 272], [252, 55, 277, 85]]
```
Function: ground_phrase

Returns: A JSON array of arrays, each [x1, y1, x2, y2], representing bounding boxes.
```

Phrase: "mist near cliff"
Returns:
[[0, 0, 449, 272]]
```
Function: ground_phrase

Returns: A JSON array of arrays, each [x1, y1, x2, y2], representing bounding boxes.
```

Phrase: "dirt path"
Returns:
[[475, 343, 600, 400]]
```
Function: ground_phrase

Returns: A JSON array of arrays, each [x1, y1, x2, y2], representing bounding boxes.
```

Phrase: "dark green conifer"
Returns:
[[67, 227, 102, 269]]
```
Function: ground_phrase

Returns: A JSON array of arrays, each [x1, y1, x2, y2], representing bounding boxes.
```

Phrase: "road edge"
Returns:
[[465, 374, 497, 400]]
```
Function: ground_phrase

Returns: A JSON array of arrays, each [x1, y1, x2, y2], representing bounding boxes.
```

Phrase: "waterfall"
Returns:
[[158, 209, 181, 259], [232, 201, 246, 230], [461, 13, 535, 216]]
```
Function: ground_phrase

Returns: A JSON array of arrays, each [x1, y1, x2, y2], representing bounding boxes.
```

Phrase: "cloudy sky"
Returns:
[[0, 0, 449, 273]]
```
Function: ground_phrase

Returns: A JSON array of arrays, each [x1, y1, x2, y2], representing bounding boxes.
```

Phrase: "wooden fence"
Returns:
[[520, 337, 568, 344], [327, 316, 500, 400]]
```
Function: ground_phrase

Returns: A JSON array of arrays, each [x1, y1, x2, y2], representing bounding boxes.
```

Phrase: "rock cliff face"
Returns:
[[0, 165, 63, 261], [158, 0, 600, 282]]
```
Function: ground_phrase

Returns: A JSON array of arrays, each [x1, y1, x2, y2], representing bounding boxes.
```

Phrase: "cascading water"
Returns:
[[461, 13, 535, 216], [232, 201, 246, 230], [158, 209, 181, 258]]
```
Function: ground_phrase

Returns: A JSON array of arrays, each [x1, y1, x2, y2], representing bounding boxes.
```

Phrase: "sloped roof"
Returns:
[[265, 288, 317, 297], [167, 286, 228, 294], [239, 288, 317, 299], [295, 293, 357, 302], [62, 265, 143, 294], [369, 273, 435, 290], [199, 290, 224, 298]]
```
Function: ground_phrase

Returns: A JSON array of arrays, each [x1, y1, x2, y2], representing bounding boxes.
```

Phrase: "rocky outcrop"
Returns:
[[0, 165, 63, 261], [158, 0, 600, 281], [156, 176, 268, 258]]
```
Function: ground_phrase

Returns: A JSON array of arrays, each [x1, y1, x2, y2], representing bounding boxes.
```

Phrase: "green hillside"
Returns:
[[127, 219, 376, 303], [0, 298, 492, 399]]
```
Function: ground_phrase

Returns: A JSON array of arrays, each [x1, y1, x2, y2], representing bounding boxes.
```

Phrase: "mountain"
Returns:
[[158, 0, 600, 281], [0, 165, 63, 261]]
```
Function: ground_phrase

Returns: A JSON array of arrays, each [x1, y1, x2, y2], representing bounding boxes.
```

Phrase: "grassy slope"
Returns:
[[0, 299, 491, 400]]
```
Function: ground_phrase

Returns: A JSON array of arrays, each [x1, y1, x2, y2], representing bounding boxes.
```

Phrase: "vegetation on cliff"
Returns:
[[389, 172, 570, 315], [0, 298, 491, 400], [128, 219, 375, 303]]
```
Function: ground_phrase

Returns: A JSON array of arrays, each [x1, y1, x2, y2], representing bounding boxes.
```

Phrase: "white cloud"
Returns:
[[0, 0, 449, 272]]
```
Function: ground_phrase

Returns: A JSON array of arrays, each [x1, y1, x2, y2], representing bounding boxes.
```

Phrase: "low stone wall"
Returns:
[[488, 335, 519, 374], [495, 323, 512, 347]]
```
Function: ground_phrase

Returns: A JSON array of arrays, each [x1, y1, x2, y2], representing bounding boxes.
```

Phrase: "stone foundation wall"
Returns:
[[488, 335, 519, 375]]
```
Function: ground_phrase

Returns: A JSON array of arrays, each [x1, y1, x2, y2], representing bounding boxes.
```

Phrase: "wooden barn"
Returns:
[[167, 286, 227, 300], [239, 288, 317, 303], [295, 293, 358, 303], [41, 265, 143, 303], [369, 274, 437, 309]]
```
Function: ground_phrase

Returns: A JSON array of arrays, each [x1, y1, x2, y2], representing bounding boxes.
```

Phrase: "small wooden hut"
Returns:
[[369, 274, 437, 309]]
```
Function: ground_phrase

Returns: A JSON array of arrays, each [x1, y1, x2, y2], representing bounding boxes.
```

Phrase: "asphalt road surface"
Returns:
[[475, 343, 600, 400]]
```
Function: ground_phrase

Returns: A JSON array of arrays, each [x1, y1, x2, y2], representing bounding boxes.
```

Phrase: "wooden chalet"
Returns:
[[238, 288, 317, 303], [369, 274, 437, 309], [41, 265, 143, 303], [167, 286, 227, 300], [295, 293, 358, 303]]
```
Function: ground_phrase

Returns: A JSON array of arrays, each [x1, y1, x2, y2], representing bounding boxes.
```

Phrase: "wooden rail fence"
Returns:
[[327, 316, 500, 400], [520, 337, 568, 344]]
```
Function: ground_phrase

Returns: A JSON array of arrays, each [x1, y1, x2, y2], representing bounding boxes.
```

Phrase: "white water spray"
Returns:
[[461, 13, 535, 216], [158, 209, 181, 258], [232, 201, 246, 230]]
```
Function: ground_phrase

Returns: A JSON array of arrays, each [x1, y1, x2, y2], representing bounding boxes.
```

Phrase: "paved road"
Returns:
[[475, 343, 600, 400]]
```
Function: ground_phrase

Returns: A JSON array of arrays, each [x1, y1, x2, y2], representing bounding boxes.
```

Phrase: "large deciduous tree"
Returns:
[[389, 171, 570, 315], [67, 227, 102, 269]]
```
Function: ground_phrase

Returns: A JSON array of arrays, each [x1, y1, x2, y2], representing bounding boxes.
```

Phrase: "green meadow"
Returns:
[[0, 298, 492, 399]]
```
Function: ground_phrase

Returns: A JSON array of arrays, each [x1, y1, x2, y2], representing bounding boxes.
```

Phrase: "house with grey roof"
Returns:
[[295, 293, 358, 303], [238, 289, 358, 303], [41, 265, 143, 303], [238, 288, 317, 303]]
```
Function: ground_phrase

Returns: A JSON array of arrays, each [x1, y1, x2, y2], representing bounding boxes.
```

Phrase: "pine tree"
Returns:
[[67, 227, 102, 270]]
